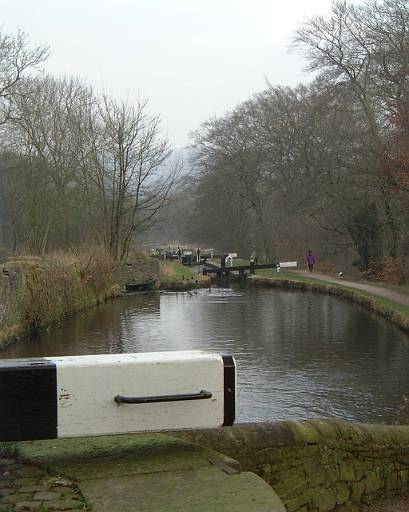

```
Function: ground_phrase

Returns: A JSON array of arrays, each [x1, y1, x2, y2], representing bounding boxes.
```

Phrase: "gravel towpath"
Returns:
[[294, 271, 409, 306]]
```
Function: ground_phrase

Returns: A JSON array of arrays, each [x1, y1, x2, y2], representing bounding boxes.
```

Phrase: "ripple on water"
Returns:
[[2, 285, 409, 423]]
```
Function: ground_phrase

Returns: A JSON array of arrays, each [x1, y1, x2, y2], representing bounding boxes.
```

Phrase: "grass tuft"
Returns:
[[159, 260, 208, 284]]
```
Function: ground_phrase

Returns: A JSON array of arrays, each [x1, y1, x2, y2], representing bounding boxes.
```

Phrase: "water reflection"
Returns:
[[2, 286, 409, 423]]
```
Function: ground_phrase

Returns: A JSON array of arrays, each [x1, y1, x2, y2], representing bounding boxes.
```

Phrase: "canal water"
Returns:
[[2, 286, 409, 424]]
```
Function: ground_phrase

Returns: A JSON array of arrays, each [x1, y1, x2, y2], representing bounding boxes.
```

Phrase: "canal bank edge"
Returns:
[[0, 257, 123, 350], [0, 256, 209, 349], [174, 419, 409, 512], [157, 259, 210, 291], [248, 274, 409, 334]]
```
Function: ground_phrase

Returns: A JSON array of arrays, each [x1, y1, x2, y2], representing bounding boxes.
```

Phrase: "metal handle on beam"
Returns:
[[114, 389, 212, 405]]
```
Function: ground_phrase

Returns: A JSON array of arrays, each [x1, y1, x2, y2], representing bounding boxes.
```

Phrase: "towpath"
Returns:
[[207, 258, 409, 306], [294, 270, 409, 306]]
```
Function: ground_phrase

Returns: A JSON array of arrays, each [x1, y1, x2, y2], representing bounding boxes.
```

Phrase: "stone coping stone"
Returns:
[[14, 433, 285, 512]]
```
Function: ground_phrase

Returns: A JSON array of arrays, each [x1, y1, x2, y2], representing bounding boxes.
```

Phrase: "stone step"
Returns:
[[17, 433, 285, 512]]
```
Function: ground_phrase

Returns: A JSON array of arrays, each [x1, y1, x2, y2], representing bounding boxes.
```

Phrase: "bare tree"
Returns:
[[9, 75, 92, 250], [0, 30, 48, 125], [294, 0, 409, 257], [78, 96, 180, 260]]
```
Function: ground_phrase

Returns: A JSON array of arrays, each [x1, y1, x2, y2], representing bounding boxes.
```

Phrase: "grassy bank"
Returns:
[[251, 270, 409, 331], [158, 260, 210, 290], [0, 255, 212, 349], [0, 254, 122, 349]]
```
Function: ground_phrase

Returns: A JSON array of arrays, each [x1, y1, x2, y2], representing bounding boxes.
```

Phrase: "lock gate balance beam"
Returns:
[[0, 350, 236, 441]]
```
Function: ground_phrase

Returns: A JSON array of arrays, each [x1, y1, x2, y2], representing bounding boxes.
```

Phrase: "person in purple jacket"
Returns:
[[306, 250, 315, 272]]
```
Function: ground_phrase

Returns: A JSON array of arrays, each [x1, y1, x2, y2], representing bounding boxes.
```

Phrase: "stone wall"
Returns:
[[0, 255, 163, 348], [0, 258, 120, 349], [0, 261, 27, 344], [174, 419, 409, 512], [112, 255, 159, 289]]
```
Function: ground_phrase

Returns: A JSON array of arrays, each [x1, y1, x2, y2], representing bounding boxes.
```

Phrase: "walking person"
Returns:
[[306, 250, 315, 272]]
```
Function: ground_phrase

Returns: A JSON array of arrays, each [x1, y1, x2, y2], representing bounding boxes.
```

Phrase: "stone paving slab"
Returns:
[[19, 435, 211, 481], [16, 433, 188, 465], [80, 467, 282, 512], [14, 433, 285, 512], [0, 457, 86, 511]]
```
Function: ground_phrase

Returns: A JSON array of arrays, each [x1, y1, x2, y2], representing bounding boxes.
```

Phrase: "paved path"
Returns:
[[294, 271, 409, 306], [0, 456, 84, 511], [8, 433, 285, 512]]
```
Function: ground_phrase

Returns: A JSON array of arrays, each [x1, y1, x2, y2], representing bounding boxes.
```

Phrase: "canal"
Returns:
[[2, 285, 409, 424]]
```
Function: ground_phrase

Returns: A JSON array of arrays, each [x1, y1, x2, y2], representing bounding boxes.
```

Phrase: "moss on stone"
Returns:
[[307, 486, 338, 512], [287, 421, 321, 444], [335, 482, 351, 505], [364, 469, 385, 494], [323, 463, 340, 484], [352, 461, 368, 482], [339, 464, 355, 482], [385, 470, 400, 491], [273, 467, 308, 498], [400, 470, 409, 489], [303, 420, 342, 441], [172, 420, 409, 511], [351, 480, 366, 502], [284, 494, 309, 512]]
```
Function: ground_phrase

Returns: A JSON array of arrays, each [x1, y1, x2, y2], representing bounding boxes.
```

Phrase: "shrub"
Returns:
[[362, 256, 400, 284]]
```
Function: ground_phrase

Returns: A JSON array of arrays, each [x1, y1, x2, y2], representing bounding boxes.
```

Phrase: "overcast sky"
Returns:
[[1, 0, 335, 147]]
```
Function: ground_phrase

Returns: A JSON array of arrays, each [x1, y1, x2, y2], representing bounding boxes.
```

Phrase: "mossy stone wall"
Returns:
[[174, 419, 409, 512], [0, 258, 119, 348], [112, 255, 159, 289], [0, 255, 164, 348], [0, 261, 27, 344]]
